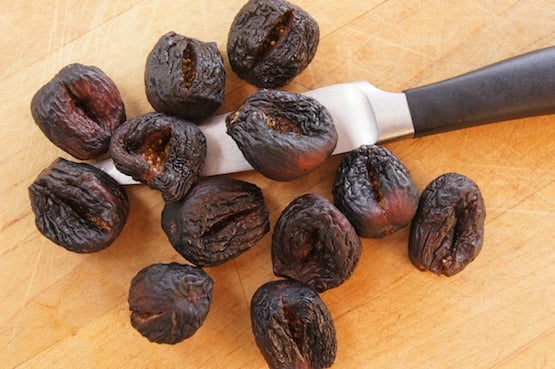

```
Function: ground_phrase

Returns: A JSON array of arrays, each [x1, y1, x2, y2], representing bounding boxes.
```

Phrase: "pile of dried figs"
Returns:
[[27, 0, 486, 368]]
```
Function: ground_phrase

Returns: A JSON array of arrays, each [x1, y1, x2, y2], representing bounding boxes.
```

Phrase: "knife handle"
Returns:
[[404, 46, 555, 137]]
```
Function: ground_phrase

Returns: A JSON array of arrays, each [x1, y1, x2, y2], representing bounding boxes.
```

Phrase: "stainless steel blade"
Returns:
[[95, 81, 415, 184]]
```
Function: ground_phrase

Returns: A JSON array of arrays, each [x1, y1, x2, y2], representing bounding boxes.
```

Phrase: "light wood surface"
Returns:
[[1, 1, 554, 368]]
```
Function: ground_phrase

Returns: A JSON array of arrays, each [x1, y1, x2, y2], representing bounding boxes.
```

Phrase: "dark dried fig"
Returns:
[[31, 63, 126, 160], [28, 157, 129, 253], [409, 173, 486, 276], [272, 194, 361, 292], [228, 0, 319, 88], [145, 32, 226, 122], [251, 279, 336, 369], [333, 145, 419, 238], [226, 89, 337, 181], [162, 177, 270, 267], [128, 263, 213, 344], [110, 112, 206, 203]]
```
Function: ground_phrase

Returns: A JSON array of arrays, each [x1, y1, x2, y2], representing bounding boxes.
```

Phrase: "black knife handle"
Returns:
[[404, 46, 555, 137]]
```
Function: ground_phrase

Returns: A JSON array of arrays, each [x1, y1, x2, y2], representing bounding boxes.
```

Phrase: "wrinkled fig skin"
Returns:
[[272, 194, 362, 292], [110, 112, 206, 203], [145, 32, 226, 122], [333, 145, 420, 238], [30, 63, 126, 160], [227, 0, 319, 88], [226, 89, 337, 181], [162, 178, 270, 267], [28, 157, 129, 253], [251, 279, 337, 369], [128, 263, 213, 344], [409, 173, 486, 276]]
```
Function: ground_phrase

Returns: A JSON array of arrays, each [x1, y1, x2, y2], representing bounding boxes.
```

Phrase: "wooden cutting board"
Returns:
[[1, 1, 554, 368]]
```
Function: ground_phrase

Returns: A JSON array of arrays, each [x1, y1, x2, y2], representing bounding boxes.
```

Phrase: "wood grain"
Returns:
[[1, 1, 554, 368]]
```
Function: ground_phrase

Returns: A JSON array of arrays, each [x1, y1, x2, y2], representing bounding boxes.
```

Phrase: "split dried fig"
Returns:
[[110, 112, 206, 203], [409, 173, 486, 276], [333, 145, 419, 238], [251, 279, 337, 369], [227, 0, 319, 88], [226, 89, 337, 181], [145, 32, 226, 122], [28, 157, 129, 253], [272, 194, 361, 292], [30, 63, 126, 160], [162, 178, 270, 266]]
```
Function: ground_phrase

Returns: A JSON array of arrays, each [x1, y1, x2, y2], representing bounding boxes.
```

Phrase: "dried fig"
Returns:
[[333, 145, 419, 238], [28, 157, 129, 253], [272, 194, 361, 292], [228, 0, 319, 88], [110, 112, 206, 203], [31, 63, 126, 160], [226, 89, 337, 181], [128, 263, 213, 344], [409, 173, 486, 276], [145, 32, 225, 122], [251, 279, 336, 369], [162, 178, 270, 266]]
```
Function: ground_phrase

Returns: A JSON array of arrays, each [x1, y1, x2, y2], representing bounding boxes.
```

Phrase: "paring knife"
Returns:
[[96, 46, 555, 185]]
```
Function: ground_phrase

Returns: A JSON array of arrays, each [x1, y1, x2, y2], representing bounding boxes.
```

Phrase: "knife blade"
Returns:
[[96, 46, 555, 185]]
